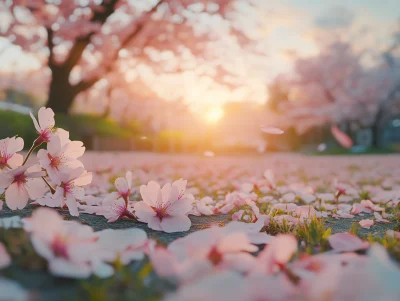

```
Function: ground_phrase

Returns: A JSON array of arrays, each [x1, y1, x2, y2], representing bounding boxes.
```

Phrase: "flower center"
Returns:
[[61, 181, 74, 195], [51, 235, 69, 259], [151, 205, 169, 221], [39, 128, 52, 143], [14, 173, 27, 185], [48, 153, 62, 170], [207, 247, 223, 265]]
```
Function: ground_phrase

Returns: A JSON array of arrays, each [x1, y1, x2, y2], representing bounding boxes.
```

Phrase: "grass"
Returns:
[[0, 110, 135, 149], [310, 147, 396, 156]]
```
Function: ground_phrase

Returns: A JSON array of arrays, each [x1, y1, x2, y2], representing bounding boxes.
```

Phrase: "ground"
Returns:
[[1, 152, 400, 300]]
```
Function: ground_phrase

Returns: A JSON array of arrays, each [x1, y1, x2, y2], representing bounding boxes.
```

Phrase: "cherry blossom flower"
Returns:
[[37, 133, 85, 184], [0, 164, 47, 210], [359, 219, 374, 229], [328, 232, 369, 252], [189, 196, 214, 216], [0, 136, 24, 170], [100, 171, 137, 222], [251, 234, 297, 276], [24, 208, 102, 278], [135, 180, 193, 233], [102, 197, 136, 223], [95, 228, 148, 265], [39, 167, 92, 216], [30, 107, 55, 145], [103, 171, 133, 203], [167, 223, 258, 274], [231, 199, 260, 223]]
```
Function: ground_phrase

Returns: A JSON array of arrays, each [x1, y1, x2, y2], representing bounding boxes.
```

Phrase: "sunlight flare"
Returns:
[[205, 107, 224, 124]]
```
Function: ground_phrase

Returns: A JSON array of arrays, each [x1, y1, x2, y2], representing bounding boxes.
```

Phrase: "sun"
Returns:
[[205, 107, 224, 124]]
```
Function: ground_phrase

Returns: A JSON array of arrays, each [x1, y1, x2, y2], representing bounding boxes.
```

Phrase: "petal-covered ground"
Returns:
[[1, 152, 400, 301]]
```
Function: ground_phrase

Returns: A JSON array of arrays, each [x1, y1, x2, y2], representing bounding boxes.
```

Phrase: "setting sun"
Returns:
[[205, 107, 224, 124]]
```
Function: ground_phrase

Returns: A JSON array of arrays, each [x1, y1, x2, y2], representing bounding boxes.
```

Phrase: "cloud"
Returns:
[[314, 6, 355, 29]]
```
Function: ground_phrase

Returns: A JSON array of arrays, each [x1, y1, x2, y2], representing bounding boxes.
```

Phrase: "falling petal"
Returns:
[[331, 125, 353, 149], [260, 126, 284, 134]]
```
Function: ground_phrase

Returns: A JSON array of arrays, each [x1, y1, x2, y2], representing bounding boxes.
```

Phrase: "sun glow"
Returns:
[[205, 107, 224, 124]]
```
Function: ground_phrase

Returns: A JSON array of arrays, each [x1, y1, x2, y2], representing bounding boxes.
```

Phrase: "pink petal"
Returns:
[[6, 136, 24, 155], [140, 181, 161, 206], [72, 170, 92, 187], [115, 177, 129, 195], [260, 126, 284, 134], [160, 215, 191, 233], [5, 183, 29, 210], [66, 195, 79, 216], [49, 258, 91, 279], [8, 153, 23, 168], [38, 107, 55, 130], [359, 219, 374, 229], [328, 232, 369, 252], [25, 178, 48, 200], [29, 111, 41, 133], [331, 125, 353, 149], [149, 247, 180, 278], [134, 201, 156, 223]]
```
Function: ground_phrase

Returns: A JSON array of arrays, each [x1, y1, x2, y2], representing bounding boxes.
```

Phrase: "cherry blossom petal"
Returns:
[[328, 232, 369, 252], [160, 215, 191, 233], [359, 219, 374, 229], [66, 194, 79, 216], [25, 178, 48, 200], [6, 183, 29, 210], [0, 173, 14, 189], [7, 153, 24, 168], [260, 126, 284, 134], [6, 137, 24, 155], [140, 181, 161, 206], [38, 107, 55, 130], [29, 111, 41, 133], [115, 177, 129, 194], [331, 125, 353, 149]]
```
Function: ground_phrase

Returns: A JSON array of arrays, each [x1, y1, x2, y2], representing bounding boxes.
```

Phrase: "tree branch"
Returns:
[[46, 27, 55, 68], [73, 0, 165, 94], [63, 0, 120, 72]]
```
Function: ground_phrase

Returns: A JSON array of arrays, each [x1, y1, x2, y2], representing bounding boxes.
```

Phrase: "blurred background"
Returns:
[[0, 0, 399, 154]]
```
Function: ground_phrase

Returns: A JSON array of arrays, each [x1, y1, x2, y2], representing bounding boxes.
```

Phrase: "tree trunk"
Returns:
[[45, 66, 76, 115]]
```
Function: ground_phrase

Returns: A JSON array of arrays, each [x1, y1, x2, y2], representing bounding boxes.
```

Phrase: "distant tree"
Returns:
[[269, 40, 400, 145]]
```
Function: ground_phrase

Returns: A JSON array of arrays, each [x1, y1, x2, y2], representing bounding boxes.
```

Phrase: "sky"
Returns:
[[0, 0, 399, 111]]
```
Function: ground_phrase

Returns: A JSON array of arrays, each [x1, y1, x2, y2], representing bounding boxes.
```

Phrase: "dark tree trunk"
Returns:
[[371, 113, 381, 149], [43, 0, 163, 114], [45, 66, 76, 115]]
